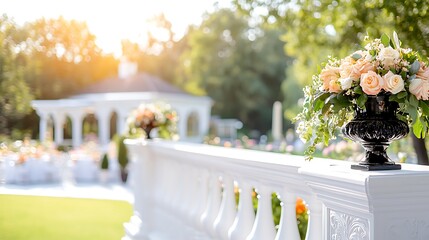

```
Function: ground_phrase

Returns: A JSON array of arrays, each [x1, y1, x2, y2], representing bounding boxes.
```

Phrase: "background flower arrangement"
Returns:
[[295, 32, 429, 159], [126, 102, 178, 140]]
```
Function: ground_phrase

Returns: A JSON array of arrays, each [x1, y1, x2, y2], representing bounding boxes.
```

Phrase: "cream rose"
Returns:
[[320, 65, 340, 91], [378, 46, 400, 67], [383, 71, 404, 94], [360, 71, 384, 95], [409, 78, 429, 100]]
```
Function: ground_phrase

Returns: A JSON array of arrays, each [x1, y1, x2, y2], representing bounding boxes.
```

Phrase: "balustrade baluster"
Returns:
[[172, 163, 188, 215], [190, 168, 210, 229], [228, 180, 255, 240], [213, 175, 237, 240], [177, 164, 193, 216], [200, 172, 222, 237], [246, 186, 276, 240], [183, 165, 199, 222], [305, 198, 323, 240], [275, 191, 300, 240]]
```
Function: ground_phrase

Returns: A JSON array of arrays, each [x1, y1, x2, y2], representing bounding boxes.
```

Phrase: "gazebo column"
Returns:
[[199, 108, 211, 141], [70, 111, 85, 148], [96, 109, 111, 147], [177, 108, 189, 140], [53, 113, 65, 146], [117, 109, 129, 135], [38, 113, 48, 143]]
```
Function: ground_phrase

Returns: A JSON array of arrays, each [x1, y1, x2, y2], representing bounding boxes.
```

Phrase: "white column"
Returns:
[[96, 109, 111, 147], [53, 113, 65, 146], [70, 111, 85, 148], [39, 113, 48, 142], [198, 107, 211, 141], [117, 109, 129, 135], [272, 101, 283, 142], [123, 140, 154, 240], [177, 108, 189, 141]]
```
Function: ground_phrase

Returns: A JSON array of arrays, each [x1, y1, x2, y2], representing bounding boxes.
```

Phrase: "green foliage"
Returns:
[[0, 15, 34, 135], [117, 135, 128, 170], [101, 153, 109, 170], [179, 8, 291, 133]]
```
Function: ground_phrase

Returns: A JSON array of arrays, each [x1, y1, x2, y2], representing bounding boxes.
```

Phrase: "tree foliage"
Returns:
[[233, 0, 429, 84], [23, 17, 118, 99], [0, 15, 34, 135], [180, 8, 290, 133]]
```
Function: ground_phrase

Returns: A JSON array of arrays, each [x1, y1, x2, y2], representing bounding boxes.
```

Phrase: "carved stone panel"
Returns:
[[329, 209, 369, 240]]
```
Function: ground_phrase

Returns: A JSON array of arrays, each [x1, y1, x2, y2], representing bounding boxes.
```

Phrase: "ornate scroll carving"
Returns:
[[329, 209, 369, 240]]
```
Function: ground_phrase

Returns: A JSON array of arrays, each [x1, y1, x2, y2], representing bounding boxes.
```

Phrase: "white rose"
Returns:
[[378, 46, 400, 67], [340, 77, 353, 90], [383, 71, 404, 94]]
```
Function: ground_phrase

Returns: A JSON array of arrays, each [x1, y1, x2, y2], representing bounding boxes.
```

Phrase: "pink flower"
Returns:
[[360, 71, 384, 95]]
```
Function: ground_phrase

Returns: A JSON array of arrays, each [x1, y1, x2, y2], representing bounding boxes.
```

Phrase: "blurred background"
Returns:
[[1, 0, 429, 162]]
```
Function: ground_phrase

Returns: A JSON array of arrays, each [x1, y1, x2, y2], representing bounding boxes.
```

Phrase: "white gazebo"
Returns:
[[32, 64, 212, 148]]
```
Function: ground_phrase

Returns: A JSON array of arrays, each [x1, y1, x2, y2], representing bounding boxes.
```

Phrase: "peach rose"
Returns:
[[320, 65, 340, 91], [329, 79, 341, 93], [378, 46, 400, 68], [360, 71, 384, 95], [409, 78, 429, 100], [383, 71, 404, 94], [353, 58, 374, 76], [417, 64, 429, 81], [339, 57, 358, 80]]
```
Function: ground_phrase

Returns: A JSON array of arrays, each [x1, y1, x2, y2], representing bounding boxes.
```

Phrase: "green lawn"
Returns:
[[0, 194, 133, 240]]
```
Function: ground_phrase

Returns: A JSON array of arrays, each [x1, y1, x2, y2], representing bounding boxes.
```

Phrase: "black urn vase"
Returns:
[[342, 94, 409, 171]]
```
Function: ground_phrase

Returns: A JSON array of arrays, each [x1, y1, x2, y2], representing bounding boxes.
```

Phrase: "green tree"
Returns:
[[122, 14, 189, 86], [0, 15, 34, 135], [23, 17, 117, 99], [180, 8, 290, 133]]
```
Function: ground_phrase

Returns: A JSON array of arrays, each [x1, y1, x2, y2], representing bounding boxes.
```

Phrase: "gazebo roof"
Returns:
[[76, 73, 186, 95]]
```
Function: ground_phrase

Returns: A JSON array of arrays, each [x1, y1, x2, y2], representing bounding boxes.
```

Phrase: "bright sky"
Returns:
[[1, 0, 229, 56]]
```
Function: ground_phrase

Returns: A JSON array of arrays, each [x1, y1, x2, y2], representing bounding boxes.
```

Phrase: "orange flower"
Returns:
[[296, 198, 307, 215]]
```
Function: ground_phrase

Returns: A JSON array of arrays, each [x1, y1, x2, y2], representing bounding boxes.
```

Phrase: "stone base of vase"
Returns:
[[351, 163, 401, 171]]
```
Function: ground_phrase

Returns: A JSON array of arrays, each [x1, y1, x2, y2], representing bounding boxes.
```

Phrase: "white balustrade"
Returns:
[[123, 139, 429, 240]]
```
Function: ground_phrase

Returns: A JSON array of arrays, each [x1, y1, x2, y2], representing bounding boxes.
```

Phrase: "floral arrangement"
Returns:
[[126, 102, 178, 139], [295, 32, 429, 159]]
